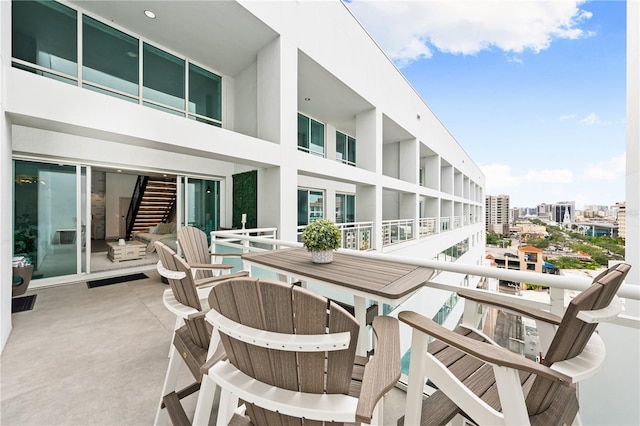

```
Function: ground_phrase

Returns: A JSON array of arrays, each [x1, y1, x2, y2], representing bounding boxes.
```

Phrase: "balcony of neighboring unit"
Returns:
[[382, 115, 418, 185], [297, 52, 374, 171]]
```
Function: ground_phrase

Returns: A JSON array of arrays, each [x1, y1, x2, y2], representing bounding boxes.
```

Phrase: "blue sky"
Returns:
[[346, 0, 627, 210]]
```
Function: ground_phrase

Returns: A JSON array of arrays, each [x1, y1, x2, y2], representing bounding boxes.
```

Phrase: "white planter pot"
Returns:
[[311, 250, 333, 264]]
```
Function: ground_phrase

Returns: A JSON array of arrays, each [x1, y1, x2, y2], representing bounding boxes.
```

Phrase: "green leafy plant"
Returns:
[[301, 219, 342, 252]]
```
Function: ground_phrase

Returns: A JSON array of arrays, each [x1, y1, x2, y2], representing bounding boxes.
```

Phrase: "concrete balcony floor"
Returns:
[[1, 270, 406, 425]]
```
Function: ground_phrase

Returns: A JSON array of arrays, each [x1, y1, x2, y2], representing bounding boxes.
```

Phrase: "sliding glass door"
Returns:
[[13, 160, 88, 280], [180, 177, 220, 244]]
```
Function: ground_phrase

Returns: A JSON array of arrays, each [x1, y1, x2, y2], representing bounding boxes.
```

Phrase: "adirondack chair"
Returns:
[[399, 262, 631, 426], [177, 225, 248, 282], [154, 241, 226, 426], [192, 277, 401, 426]]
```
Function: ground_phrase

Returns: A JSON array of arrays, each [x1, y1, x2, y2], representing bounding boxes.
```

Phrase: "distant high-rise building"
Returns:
[[537, 203, 552, 220], [553, 201, 575, 224], [486, 195, 510, 235]]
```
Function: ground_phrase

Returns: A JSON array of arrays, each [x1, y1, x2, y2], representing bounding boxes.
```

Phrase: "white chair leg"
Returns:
[[154, 346, 183, 426], [192, 375, 218, 426], [215, 388, 239, 426], [572, 412, 583, 425]]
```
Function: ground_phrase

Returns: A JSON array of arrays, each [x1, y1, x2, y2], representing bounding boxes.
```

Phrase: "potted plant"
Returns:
[[301, 218, 342, 263]]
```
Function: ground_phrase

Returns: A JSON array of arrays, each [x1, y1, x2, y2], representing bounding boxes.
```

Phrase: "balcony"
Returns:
[[2, 230, 638, 425]]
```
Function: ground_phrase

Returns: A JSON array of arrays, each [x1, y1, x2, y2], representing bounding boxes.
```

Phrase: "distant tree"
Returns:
[[528, 237, 550, 249], [486, 232, 501, 246], [548, 257, 584, 269]]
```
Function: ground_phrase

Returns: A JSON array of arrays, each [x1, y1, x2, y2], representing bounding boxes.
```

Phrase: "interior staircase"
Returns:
[[127, 177, 177, 237]]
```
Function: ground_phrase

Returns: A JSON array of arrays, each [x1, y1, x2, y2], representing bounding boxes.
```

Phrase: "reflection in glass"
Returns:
[[12, 0, 77, 77], [188, 63, 222, 121], [83, 15, 139, 96], [14, 160, 78, 279], [143, 42, 185, 110], [186, 179, 220, 244]]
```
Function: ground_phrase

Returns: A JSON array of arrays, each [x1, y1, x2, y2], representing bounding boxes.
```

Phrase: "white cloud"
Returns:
[[347, 0, 593, 67], [522, 168, 573, 183], [579, 112, 610, 125], [558, 113, 577, 121], [480, 163, 573, 192], [580, 153, 626, 180]]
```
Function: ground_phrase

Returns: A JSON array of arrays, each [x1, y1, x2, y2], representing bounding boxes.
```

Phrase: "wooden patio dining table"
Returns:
[[241, 248, 434, 355]]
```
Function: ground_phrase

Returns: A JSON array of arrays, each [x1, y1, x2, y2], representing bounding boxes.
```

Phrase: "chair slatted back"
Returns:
[[208, 278, 360, 426], [177, 226, 213, 280], [526, 263, 630, 415], [156, 241, 209, 349]]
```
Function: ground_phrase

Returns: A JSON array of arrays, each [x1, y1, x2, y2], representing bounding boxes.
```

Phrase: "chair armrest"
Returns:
[[457, 289, 562, 326], [190, 263, 234, 270], [187, 311, 207, 321], [200, 342, 227, 375], [398, 311, 572, 385], [356, 316, 401, 424], [194, 271, 250, 288]]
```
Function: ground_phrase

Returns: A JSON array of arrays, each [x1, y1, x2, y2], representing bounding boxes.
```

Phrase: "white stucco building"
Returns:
[[1, 1, 485, 351]]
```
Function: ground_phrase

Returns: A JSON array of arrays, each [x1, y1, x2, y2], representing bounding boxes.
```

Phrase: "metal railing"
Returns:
[[382, 219, 414, 246], [296, 221, 374, 250], [418, 217, 437, 237]]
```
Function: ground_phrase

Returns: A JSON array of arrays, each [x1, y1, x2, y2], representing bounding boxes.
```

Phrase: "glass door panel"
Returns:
[[14, 160, 80, 279], [183, 178, 220, 244]]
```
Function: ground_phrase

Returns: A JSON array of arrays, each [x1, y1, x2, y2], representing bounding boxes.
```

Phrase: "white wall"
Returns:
[[105, 173, 137, 239], [581, 3, 640, 424], [0, 0, 11, 352]]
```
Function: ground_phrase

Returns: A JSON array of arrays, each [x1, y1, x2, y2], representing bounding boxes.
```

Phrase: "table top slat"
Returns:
[[242, 248, 433, 299]]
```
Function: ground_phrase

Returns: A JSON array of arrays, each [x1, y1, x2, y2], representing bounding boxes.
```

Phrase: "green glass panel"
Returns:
[[186, 179, 220, 242], [12, 0, 78, 77], [297, 114, 309, 150], [335, 194, 345, 223], [83, 15, 138, 95], [336, 131, 346, 162], [309, 191, 324, 222], [188, 63, 222, 121], [310, 119, 325, 156], [14, 160, 78, 279], [346, 194, 355, 223], [347, 136, 356, 165], [297, 190, 308, 226], [143, 42, 185, 110]]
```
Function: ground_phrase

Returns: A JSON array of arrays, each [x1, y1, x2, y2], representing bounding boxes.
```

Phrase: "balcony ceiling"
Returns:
[[70, 1, 278, 77]]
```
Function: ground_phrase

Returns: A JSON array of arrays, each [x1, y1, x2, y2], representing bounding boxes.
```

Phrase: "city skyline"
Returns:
[[346, 0, 626, 209]]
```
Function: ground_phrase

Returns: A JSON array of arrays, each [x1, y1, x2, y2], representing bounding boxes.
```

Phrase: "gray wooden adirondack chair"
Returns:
[[192, 277, 401, 426], [399, 262, 631, 426], [177, 225, 248, 282], [154, 241, 226, 426]]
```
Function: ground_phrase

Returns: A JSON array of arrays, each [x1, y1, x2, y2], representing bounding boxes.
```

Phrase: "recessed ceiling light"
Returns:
[[127, 51, 137, 58], [144, 10, 156, 19]]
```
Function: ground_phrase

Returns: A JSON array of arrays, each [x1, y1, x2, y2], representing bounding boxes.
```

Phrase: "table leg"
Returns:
[[353, 296, 368, 356]]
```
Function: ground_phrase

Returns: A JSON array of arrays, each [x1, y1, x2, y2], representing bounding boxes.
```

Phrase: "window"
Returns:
[[297, 189, 324, 226], [336, 131, 356, 166], [12, 0, 78, 78], [298, 113, 325, 156], [143, 42, 185, 111], [82, 15, 139, 97], [335, 193, 355, 224], [188, 63, 222, 125], [11, 3, 222, 126]]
